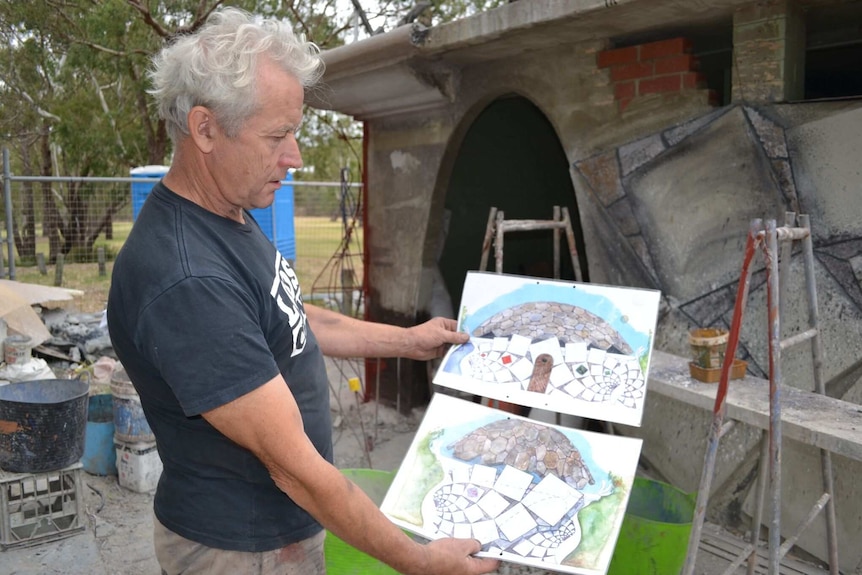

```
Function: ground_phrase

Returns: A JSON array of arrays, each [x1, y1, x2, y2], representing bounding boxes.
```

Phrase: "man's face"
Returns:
[[206, 57, 304, 213]]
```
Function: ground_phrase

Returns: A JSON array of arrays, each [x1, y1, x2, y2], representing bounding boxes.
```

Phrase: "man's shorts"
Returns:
[[154, 515, 327, 575]]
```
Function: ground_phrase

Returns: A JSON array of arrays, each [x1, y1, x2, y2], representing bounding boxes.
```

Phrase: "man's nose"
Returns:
[[279, 137, 302, 169]]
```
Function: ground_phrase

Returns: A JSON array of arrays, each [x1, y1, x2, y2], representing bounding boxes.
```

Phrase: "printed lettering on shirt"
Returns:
[[270, 251, 307, 357]]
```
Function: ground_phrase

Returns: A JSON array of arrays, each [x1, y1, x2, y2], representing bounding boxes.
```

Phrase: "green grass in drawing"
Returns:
[[387, 429, 444, 526], [638, 331, 654, 374], [566, 473, 627, 567], [458, 305, 470, 332]]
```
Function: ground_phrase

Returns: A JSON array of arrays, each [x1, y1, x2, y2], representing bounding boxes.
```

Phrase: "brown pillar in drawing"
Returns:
[[527, 354, 554, 393]]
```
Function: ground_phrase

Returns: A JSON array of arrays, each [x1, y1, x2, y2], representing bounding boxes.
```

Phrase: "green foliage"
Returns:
[[0, 0, 504, 258], [367, 0, 509, 29], [296, 108, 363, 182]]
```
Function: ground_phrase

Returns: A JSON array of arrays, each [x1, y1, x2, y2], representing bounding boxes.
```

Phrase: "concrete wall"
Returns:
[[352, 3, 862, 569], [364, 36, 728, 401], [365, 52, 862, 575], [592, 100, 862, 571]]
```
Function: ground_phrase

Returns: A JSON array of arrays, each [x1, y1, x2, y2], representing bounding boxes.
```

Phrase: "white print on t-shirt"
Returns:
[[270, 252, 307, 357]]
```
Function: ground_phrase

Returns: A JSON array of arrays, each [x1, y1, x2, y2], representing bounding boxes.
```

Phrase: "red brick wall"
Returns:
[[597, 38, 715, 112]]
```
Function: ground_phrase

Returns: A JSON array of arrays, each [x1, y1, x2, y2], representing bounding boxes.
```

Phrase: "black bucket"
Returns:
[[0, 379, 90, 473]]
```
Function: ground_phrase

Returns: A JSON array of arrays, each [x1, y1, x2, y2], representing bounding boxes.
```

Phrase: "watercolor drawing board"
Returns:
[[433, 271, 661, 427]]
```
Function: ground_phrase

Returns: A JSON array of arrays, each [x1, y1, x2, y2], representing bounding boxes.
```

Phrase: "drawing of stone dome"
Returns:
[[471, 302, 632, 354], [448, 419, 595, 489]]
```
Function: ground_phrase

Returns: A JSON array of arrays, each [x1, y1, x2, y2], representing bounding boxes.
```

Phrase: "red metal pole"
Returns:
[[682, 219, 762, 575]]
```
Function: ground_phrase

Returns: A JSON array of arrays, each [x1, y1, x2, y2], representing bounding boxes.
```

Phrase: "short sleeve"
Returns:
[[135, 276, 280, 416]]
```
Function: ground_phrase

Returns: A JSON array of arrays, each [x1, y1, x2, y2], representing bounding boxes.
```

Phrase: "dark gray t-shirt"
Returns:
[[107, 182, 332, 552]]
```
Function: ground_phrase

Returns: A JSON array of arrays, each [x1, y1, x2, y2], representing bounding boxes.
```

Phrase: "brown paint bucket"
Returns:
[[688, 328, 729, 369]]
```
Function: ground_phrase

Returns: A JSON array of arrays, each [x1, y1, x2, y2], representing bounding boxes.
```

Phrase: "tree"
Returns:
[[0, 0, 500, 264], [0, 2, 65, 262], [355, 0, 508, 32]]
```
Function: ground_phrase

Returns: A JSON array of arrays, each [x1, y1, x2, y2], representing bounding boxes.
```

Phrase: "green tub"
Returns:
[[325, 469, 400, 575], [607, 477, 696, 575]]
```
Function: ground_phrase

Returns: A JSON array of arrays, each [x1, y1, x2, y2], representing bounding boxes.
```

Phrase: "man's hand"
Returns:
[[414, 537, 501, 575], [306, 305, 468, 360], [403, 317, 469, 361]]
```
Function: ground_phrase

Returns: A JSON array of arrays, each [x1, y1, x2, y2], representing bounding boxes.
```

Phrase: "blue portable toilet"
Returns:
[[249, 173, 296, 262], [130, 166, 295, 261], [130, 165, 170, 220]]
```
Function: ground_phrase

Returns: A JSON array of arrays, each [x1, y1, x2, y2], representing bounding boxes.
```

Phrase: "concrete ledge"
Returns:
[[648, 350, 862, 463]]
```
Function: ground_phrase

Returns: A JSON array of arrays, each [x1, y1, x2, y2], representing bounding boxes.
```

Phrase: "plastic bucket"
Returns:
[[3, 335, 32, 365], [325, 469, 399, 575], [82, 394, 118, 475], [0, 379, 89, 472], [688, 327, 729, 369], [608, 477, 695, 575], [110, 367, 154, 443]]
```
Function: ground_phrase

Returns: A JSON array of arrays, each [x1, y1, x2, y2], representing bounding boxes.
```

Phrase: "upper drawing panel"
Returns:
[[434, 271, 662, 427]]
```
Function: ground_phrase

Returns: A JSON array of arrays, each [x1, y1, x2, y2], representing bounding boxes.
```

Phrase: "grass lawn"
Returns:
[[9, 217, 363, 313]]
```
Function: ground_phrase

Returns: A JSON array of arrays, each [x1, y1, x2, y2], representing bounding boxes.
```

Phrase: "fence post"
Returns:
[[97, 247, 106, 276], [3, 148, 15, 280], [54, 253, 64, 287]]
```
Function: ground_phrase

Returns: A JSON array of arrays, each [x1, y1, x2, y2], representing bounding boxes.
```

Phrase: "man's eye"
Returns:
[[272, 130, 297, 140]]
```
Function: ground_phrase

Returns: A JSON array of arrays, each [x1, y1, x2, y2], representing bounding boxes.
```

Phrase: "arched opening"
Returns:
[[438, 94, 589, 313]]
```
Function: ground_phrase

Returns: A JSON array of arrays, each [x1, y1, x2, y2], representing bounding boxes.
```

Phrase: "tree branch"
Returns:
[[125, 0, 170, 38], [73, 39, 150, 57], [17, 90, 62, 122], [90, 71, 127, 155]]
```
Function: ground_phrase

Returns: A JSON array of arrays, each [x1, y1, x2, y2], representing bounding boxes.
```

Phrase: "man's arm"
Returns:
[[305, 304, 467, 359], [202, 376, 499, 575]]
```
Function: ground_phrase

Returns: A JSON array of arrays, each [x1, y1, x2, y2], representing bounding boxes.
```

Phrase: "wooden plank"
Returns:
[[648, 351, 862, 463], [499, 219, 567, 231], [699, 523, 827, 574], [0, 279, 83, 306]]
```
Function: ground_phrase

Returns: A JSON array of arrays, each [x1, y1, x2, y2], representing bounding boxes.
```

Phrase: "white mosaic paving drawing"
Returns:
[[434, 272, 661, 427], [460, 336, 645, 407], [381, 394, 643, 575], [423, 439, 604, 566]]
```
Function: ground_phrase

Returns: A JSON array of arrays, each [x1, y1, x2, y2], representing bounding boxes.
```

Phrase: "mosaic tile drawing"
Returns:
[[434, 271, 661, 427], [381, 393, 643, 575]]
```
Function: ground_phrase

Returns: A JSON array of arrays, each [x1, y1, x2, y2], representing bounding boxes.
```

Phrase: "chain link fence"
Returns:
[[1, 161, 363, 314]]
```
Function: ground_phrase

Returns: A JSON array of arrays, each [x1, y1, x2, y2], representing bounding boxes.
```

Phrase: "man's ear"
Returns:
[[188, 106, 215, 153]]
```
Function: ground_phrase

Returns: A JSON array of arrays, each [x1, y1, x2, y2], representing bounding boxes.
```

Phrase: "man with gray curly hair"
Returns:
[[107, 7, 499, 575]]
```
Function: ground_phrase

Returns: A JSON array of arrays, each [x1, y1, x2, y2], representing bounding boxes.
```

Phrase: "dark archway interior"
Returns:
[[439, 95, 588, 313]]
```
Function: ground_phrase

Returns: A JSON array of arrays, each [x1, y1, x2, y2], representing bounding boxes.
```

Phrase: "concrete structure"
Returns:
[[307, 0, 862, 570]]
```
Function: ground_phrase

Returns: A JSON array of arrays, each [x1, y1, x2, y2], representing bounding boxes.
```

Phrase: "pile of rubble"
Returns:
[[0, 280, 115, 385]]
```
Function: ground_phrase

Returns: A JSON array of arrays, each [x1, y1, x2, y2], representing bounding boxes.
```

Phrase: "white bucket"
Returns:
[[3, 335, 32, 365]]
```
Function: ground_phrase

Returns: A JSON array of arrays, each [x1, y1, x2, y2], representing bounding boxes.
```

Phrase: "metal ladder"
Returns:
[[479, 205, 582, 281], [682, 213, 839, 575], [477, 205, 583, 419]]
